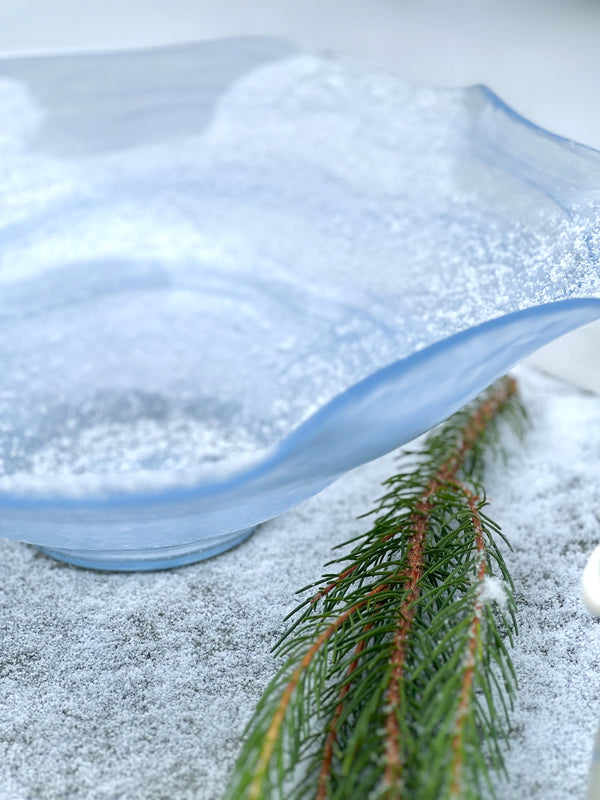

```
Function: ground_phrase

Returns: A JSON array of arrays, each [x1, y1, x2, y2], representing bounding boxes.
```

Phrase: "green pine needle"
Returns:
[[226, 375, 526, 800]]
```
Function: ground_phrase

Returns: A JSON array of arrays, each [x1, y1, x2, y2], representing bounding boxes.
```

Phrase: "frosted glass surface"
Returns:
[[1, 38, 600, 569]]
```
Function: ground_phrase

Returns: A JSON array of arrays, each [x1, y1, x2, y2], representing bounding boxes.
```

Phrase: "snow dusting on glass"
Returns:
[[1, 38, 600, 569]]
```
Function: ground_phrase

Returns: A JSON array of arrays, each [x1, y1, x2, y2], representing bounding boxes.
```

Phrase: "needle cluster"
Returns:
[[226, 376, 525, 800]]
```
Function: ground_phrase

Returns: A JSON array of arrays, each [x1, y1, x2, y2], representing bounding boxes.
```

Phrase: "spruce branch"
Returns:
[[226, 376, 525, 800]]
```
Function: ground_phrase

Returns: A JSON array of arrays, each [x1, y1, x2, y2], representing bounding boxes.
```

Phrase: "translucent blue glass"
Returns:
[[1, 38, 599, 570]]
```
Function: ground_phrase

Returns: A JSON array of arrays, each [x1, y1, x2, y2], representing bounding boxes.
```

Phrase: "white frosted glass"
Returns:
[[0, 38, 599, 569]]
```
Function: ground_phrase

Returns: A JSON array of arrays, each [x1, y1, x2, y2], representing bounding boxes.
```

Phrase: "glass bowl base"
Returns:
[[37, 527, 257, 571]]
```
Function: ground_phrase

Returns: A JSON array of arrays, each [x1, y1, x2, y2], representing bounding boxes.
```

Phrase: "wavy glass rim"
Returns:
[[0, 297, 599, 509]]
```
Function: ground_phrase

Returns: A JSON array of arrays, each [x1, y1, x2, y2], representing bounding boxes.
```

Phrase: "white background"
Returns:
[[2, 0, 600, 147]]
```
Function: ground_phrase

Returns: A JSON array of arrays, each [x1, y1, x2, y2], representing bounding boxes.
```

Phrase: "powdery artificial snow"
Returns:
[[0, 364, 599, 799], [480, 574, 509, 609]]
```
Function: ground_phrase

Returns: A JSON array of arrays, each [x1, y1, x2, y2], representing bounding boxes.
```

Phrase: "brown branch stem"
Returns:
[[316, 622, 374, 800], [448, 491, 487, 798], [382, 377, 516, 796], [312, 378, 516, 611], [248, 377, 517, 800]]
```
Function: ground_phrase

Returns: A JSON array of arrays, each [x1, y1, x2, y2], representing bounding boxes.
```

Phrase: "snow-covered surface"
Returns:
[[0, 365, 598, 799]]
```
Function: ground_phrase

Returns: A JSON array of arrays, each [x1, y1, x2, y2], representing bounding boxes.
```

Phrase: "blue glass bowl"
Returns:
[[1, 38, 600, 570]]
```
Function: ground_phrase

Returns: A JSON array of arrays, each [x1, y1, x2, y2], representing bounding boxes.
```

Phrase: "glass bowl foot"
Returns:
[[37, 527, 257, 571]]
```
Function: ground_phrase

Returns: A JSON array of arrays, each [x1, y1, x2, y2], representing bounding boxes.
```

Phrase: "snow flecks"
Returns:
[[480, 575, 509, 609]]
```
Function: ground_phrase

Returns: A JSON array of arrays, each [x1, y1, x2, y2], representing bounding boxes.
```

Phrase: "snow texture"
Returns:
[[0, 365, 599, 799]]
